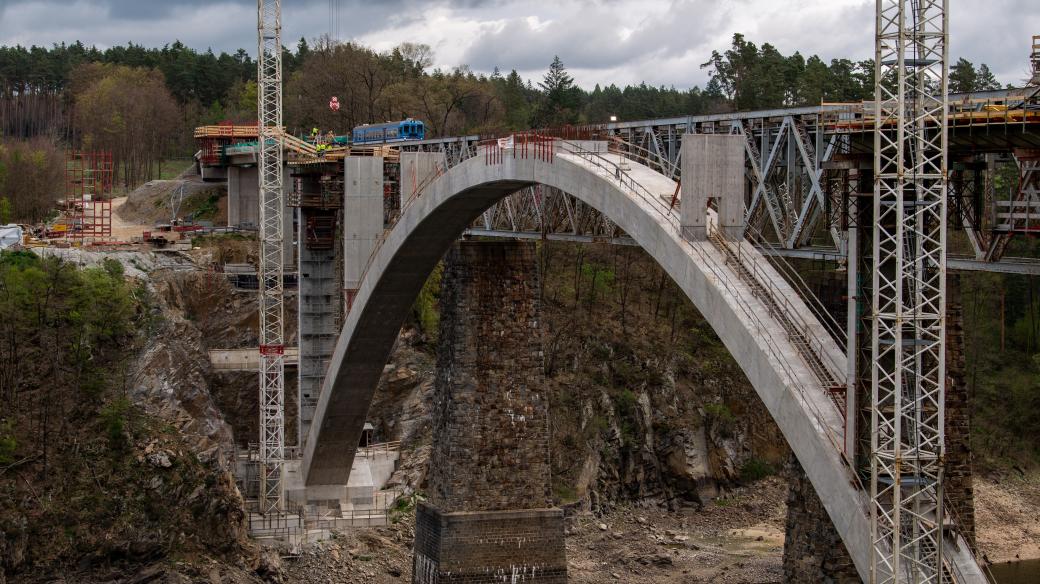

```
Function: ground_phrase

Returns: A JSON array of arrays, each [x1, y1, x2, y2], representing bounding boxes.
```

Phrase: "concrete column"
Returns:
[[297, 206, 341, 447], [680, 134, 745, 240], [413, 241, 567, 584], [399, 151, 445, 209], [227, 166, 260, 229], [344, 157, 384, 307], [227, 164, 295, 270], [282, 169, 296, 272]]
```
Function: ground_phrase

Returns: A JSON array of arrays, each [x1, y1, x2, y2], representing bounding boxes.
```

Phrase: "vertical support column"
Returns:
[[413, 241, 566, 584], [227, 166, 261, 229], [283, 171, 296, 272], [344, 157, 384, 310], [400, 151, 446, 209], [681, 134, 745, 240], [846, 181, 859, 459], [297, 205, 340, 447]]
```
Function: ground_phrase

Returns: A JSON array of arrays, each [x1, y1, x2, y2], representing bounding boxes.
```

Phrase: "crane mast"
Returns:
[[871, 0, 949, 581], [257, 0, 286, 514]]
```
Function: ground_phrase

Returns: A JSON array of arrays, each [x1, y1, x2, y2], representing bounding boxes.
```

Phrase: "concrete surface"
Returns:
[[301, 150, 985, 583]]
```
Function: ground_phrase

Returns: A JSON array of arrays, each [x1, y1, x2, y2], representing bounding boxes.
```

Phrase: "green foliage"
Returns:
[[0, 138, 64, 223], [99, 397, 132, 447], [412, 263, 443, 342], [950, 58, 1002, 93], [739, 457, 775, 483], [533, 56, 583, 126], [552, 481, 579, 504], [388, 492, 425, 524], [613, 388, 640, 446], [0, 250, 139, 451], [0, 196, 11, 224], [701, 34, 873, 109], [961, 272, 1040, 467], [704, 402, 735, 424], [180, 189, 222, 221]]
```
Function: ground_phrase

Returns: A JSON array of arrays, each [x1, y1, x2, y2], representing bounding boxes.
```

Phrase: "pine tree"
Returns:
[[950, 58, 979, 93], [535, 56, 580, 126], [976, 64, 1000, 91]]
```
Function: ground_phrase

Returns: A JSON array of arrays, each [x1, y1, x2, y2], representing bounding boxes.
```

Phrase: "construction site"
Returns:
[[3, 1, 1040, 584]]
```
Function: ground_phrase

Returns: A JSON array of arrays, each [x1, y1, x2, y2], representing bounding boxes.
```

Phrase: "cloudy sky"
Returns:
[[1, 0, 1037, 89]]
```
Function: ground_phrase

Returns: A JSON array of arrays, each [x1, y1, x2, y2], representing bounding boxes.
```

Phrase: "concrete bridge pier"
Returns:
[[226, 163, 296, 269], [680, 133, 745, 241], [413, 241, 567, 584], [344, 157, 384, 309]]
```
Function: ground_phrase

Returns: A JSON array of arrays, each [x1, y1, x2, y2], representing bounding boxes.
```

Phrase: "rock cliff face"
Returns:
[[0, 255, 267, 583], [131, 271, 237, 465]]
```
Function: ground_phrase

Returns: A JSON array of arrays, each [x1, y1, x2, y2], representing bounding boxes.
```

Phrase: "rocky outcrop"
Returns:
[[781, 455, 859, 583], [130, 271, 237, 466]]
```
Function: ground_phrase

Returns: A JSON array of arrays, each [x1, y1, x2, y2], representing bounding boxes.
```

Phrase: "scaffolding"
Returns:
[[65, 150, 114, 242], [257, 0, 287, 515], [1031, 35, 1039, 85], [870, 1, 949, 582]]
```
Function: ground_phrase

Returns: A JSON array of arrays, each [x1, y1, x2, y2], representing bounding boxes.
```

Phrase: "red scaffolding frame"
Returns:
[[65, 150, 114, 242]]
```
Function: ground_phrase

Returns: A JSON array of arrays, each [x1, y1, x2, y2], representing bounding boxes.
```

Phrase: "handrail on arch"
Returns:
[[353, 135, 851, 458]]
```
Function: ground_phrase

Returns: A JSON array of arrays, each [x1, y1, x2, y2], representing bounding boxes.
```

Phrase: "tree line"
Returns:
[[0, 33, 1009, 223]]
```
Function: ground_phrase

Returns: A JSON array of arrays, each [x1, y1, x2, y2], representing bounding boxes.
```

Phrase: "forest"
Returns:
[[0, 34, 1006, 222]]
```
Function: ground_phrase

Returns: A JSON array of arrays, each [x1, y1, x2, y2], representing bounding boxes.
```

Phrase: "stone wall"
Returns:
[[782, 454, 860, 583], [944, 274, 975, 545], [413, 504, 567, 584], [425, 241, 552, 512], [413, 241, 566, 584]]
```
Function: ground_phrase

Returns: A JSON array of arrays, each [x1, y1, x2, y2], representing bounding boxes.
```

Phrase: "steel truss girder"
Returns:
[[477, 185, 624, 241], [985, 154, 1040, 261], [870, 1, 949, 582]]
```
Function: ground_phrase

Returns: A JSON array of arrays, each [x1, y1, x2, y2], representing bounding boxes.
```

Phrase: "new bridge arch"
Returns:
[[301, 147, 981, 582]]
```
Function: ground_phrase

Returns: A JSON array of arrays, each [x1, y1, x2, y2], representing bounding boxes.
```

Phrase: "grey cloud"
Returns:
[[461, 0, 733, 82]]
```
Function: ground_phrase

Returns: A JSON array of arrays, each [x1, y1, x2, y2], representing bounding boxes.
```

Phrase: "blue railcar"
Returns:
[[351, 119, 425, 144]]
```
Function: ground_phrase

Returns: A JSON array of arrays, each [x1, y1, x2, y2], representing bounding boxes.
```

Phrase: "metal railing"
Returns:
[[711, 232, 845, 383], [554, 140, 850, 456], [346, 134, 850, 459]]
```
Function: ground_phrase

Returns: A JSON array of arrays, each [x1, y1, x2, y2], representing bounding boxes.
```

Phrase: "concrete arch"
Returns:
[[304, 150, 867, 577]]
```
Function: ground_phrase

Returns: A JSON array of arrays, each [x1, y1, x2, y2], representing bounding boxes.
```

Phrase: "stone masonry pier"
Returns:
[[412, 240, 567, 584]]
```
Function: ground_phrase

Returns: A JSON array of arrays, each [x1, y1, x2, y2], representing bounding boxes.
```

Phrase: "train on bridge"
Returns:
[[351, 118, 426, 144]]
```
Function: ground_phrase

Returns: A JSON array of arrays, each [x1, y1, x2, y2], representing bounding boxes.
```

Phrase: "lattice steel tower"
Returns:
[[257, 0, 286, 514], [871, 0, 948, 582]]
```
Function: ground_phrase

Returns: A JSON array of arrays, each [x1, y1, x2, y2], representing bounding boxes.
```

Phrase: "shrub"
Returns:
[[739, 457, 775, 483]]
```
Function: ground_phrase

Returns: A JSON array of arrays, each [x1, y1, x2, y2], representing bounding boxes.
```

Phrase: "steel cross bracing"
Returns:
[[463, 119, 841, 253], [870, 1, 949, 582], [256, 0, 286, 515], [986, 152, 1040, 261]]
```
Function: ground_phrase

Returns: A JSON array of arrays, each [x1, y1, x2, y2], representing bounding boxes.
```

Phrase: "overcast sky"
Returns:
[[1, 0, 1037, 89]]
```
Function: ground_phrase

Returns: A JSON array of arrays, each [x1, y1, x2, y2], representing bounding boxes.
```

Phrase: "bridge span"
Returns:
[[298, 138, 986, 583]]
